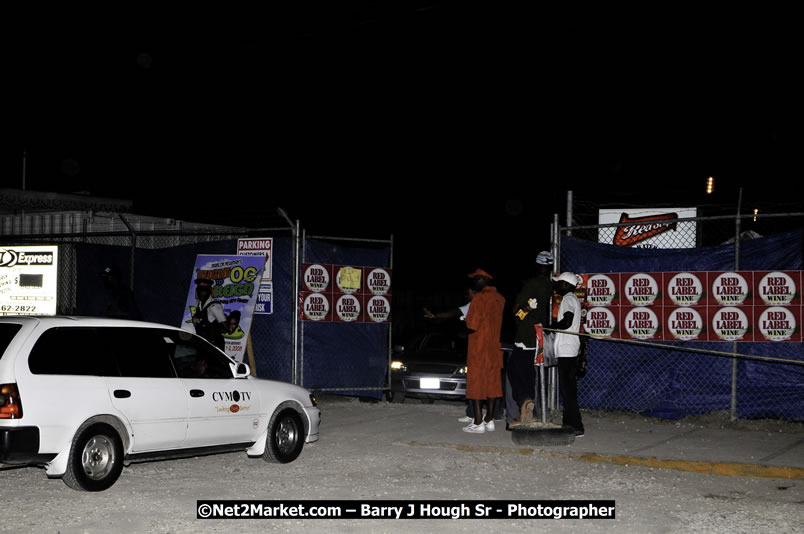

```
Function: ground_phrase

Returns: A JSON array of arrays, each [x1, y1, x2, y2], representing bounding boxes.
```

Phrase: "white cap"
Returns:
[[555, 272, 578, 287], [535, 251, 554, 265]]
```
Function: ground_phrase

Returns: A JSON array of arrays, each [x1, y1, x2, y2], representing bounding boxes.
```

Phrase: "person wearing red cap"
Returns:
[[462, 268, 506, 433]]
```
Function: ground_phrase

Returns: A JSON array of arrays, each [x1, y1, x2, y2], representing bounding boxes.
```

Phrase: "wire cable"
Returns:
[[541, 327, 804, 368]]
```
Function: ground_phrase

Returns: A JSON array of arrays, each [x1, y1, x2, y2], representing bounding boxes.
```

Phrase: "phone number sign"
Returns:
[[0, 246, 59, 316]]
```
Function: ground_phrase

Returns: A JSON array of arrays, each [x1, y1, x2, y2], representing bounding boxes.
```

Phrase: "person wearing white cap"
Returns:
[[507, 251, 554, 428], [552, 272, 585, 437]]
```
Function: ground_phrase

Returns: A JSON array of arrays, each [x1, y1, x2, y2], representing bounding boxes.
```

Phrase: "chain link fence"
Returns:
[[1, 214, 296, 384], [2, 211, 393, 394], [552, 203, 804, 421]]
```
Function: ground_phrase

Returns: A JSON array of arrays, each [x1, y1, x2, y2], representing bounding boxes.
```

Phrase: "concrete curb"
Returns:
[[397, 441, 804, 480]]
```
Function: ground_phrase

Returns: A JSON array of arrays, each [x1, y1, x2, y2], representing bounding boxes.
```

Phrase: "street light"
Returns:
[[706, 176, 714, 194]]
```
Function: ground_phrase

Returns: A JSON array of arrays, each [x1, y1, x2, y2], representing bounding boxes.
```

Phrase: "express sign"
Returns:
[[0, 246, 59, 316]]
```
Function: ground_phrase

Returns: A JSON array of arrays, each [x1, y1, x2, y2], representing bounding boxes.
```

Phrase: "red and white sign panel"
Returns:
[[755, 271, 800, 307], [621, 306, 662, 341], [303, 264, 333, 293], [365, 268, 392, 296], [586, 273, 619, 307], [585, 306, 619, 339], [663, 272, 706, 307], [620, 272, 661, 307], [300, 264, 391, 323], [665, 307, 706, 341], [580, 271, 802, 342], [755, 306, 800, 342], [711, 272, 753, 307]]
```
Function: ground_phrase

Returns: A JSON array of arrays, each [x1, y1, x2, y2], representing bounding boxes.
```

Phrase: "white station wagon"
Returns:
[[0, 316, 320, 491]]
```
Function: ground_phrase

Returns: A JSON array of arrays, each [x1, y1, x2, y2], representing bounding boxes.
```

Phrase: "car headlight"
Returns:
[[456, 366, 467, 375], [390, 361, 406, 372]]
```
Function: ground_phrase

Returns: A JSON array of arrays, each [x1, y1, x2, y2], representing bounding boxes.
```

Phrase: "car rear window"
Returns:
[[28, 326, 175, 378], [29, 327, 119, 376], [0, 324, 23, 360]]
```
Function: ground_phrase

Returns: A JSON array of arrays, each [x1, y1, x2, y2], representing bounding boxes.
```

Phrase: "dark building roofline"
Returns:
[[0, 188, 133, 214]]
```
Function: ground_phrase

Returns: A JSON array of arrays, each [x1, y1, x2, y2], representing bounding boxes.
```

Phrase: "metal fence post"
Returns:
[[293, 221, 301, 386], [388, 233, 395, 398], [552, 213, 560, 274], [730, 188, 743, 421], [550, 215, 561, 413], [566, 191, 573, 237], [118, 213, 137, 290]]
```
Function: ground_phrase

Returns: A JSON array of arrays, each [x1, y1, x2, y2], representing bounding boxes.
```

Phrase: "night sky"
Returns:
[[3, 6, 802, 299]]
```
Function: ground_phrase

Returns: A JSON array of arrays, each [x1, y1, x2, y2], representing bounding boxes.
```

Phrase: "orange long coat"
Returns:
[[464, 285, 506, 400]]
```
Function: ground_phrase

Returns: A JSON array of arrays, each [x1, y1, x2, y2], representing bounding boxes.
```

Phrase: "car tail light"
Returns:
[[0, 384, 22, 419]]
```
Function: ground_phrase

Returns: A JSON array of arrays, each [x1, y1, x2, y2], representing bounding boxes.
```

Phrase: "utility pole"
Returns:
[[566, 190, 573, 236]]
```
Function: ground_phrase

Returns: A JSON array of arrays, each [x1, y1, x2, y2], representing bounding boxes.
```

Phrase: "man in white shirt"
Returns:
[[552, 272, 584, 437]]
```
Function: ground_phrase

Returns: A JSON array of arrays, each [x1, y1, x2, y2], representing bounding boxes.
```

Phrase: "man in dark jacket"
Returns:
[[507, 251, 553, 426], [99, 265, 140, 320]]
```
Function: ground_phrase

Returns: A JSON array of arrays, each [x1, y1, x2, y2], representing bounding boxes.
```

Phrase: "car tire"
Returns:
[[262, 409, 304, 464], [386, 391, 405, 403], [62, 423, 124, 492]]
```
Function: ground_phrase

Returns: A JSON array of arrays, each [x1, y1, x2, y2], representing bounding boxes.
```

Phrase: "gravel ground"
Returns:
[[1, 396, 802, 534]]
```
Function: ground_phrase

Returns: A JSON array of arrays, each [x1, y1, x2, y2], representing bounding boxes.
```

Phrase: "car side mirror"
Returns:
[[233, 362, 251, 378]]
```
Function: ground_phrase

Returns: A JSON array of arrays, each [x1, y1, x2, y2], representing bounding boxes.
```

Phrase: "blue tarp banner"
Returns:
[[562, 229, 804, 274], [301, 239, 391, 398], [561, 229, 804, 420], [75, 235, 390, 391], [77, 238, 296, 382]]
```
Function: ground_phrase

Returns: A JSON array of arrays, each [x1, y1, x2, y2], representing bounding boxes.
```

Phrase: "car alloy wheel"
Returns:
[[62, 423, 124, 491], [81, 435, 117, 480], [262, 408, 305, 464], [275, 415, 299, 455]]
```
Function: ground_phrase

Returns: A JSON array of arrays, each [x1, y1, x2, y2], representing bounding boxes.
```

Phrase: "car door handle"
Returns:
[[190, 389, 205, 398], [113, 390, 131, 399]]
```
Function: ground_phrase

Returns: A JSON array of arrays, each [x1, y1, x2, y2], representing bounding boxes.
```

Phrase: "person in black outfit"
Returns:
[[191, 278, 226, 351], [99, 266, 140, 320], [507, 251, 554, 426]]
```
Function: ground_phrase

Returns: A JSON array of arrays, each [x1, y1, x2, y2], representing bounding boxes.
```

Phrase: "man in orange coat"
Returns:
[[463, 268, 506, 433]]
